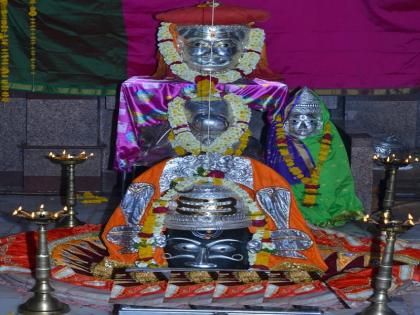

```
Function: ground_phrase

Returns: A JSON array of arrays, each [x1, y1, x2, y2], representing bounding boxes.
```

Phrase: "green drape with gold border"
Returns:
[[8, 0, 127, 96]]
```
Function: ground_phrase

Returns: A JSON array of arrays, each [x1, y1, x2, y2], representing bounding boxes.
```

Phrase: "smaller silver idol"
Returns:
[[284, 87, 323, 139]]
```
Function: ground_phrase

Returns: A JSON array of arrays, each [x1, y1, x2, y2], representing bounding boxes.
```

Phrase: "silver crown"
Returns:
[[291, 87, 322, 113], [164, 182, 251, 231]]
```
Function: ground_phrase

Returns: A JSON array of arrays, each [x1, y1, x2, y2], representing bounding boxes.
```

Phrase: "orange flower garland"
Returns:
[[169, 128, 251, 157], [29, 0, 37, 89], [0, 0, 9, 103], [275, 115, 332, 206]]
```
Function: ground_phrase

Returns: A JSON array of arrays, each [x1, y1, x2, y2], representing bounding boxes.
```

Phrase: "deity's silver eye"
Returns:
[[173, 242, 201, 252], [209, 244, 236, 254]]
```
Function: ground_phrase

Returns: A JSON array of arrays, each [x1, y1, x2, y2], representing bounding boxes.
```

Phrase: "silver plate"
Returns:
[[160, 154, 254, 192]]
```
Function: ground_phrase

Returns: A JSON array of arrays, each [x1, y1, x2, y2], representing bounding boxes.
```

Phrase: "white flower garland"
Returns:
[[157, 22, 265, 83], [150, 176, 266, 267], [168, 93, 251, 155]]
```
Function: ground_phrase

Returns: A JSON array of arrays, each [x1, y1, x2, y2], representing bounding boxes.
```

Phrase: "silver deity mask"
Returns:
[[184, 97, 233, 145], [176, 25, 249, 73], [163, 181, 252, 269], [284, 87, 323, 139]]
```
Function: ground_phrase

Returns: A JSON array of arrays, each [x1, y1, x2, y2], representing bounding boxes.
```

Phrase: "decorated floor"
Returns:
[[0, 193, 419, 315]]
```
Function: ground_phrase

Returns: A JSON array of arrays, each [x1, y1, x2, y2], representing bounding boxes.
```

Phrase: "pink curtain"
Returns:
[[122, 0, 420, 89]]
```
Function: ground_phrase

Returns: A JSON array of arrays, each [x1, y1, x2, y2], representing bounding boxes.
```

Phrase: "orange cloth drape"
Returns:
[[101, 157, 327, 272]]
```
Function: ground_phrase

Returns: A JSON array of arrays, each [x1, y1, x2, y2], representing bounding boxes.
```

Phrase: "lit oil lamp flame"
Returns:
[[62, 150, 66, 155], [12, 205, 68, 221], [363, 214, 370, 222], [407, 213, 415, 226]]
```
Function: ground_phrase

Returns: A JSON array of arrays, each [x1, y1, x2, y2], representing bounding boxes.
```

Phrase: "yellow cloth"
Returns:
[[77, 191, 108, 204]]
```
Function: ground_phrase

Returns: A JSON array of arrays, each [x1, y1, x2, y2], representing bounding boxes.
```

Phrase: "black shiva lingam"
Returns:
[[12, 204, 70, 315], [357, 153, 419, 315], [47, 150, 94, 227]]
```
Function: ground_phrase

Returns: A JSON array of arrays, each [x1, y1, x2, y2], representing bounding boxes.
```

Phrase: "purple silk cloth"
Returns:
[[266, 122, 315, 185], [114, 76, 288, 171], [122, 0, 420, 89]]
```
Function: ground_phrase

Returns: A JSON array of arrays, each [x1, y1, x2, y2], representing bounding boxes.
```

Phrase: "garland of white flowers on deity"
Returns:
[[136, 176, 266, 267], [157, 22, 265, 83], [167, 93, 251, 155]]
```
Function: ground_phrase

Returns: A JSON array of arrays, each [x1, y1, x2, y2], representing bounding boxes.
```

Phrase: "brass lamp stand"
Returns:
[[12, 205, 70, 315], [47, 150, 94, 227], [358, 154, 419, 315]]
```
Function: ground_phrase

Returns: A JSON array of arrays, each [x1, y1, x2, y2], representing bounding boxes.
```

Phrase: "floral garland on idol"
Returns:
[[0, 0, 9, 102], [167, 91, 251, 156], [136, 170, 272, 268], [275, 115, 332, 207], [157, 22, 265, 83]]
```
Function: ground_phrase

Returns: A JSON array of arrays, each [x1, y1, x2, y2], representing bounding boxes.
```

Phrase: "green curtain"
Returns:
[[8, 0, 127, 96]]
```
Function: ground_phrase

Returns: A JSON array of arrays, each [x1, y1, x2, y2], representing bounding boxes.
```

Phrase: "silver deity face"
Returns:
[[165, 237, 245, 269], [177, 25, 249, 73], [284, 107, 323, 139], [184, 97, 233, 145], [164, 227, 252, 269], [284, 87, 324, 139]]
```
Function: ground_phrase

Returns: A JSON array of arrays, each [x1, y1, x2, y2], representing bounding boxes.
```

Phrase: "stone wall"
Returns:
[[0, 91, 419, 207], [0, 92, 117, 193], [345, 95, 419, 148]]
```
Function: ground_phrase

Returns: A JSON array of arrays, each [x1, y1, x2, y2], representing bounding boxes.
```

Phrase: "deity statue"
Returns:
[[131, 1, 281, 167], [95, 2, 327, 278], [266, 87, 364, 227]]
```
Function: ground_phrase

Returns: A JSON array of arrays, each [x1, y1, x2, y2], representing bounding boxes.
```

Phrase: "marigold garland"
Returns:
[[0, 0, 9, 102], [275, 115, 332, 206], [28, 0, 37, 88]]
